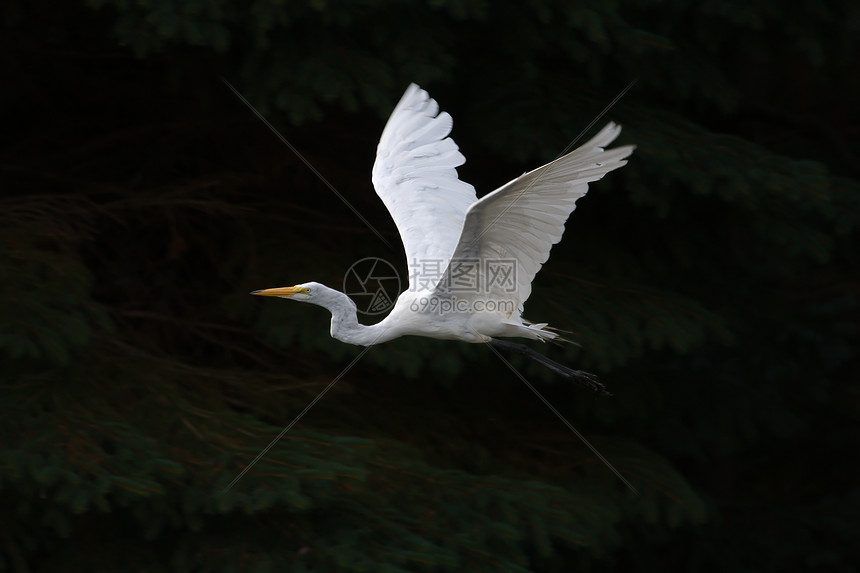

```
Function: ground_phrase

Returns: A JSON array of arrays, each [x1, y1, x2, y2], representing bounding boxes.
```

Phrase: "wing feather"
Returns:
[[372, 84, 477, 292], [435, 123, 634, 318]]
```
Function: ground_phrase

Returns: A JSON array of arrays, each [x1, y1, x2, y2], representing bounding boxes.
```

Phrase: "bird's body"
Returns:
[[254, 84, 633, 392]]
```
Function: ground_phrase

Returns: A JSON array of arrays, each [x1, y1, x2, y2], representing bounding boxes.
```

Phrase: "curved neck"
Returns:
[[322, 291, 398, 346]]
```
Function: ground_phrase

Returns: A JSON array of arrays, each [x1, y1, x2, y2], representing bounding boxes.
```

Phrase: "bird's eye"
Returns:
[[302, 288, 311, 294]]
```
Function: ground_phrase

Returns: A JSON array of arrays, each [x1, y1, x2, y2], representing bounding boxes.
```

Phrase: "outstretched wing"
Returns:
[[372, 84, 478, 292], [436, 123, 634, 318]]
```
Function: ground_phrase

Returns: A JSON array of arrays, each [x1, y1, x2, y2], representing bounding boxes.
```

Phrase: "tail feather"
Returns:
[[524, 322, 565, 344], [524, 321, 581, 347]]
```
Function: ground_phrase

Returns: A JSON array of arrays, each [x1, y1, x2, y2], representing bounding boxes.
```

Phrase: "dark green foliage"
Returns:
[[2, 0, 859, 570]]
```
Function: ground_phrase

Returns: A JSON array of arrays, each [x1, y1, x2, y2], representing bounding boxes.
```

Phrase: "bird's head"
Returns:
[[251, 282, 352, 310], [251, 281, 318, 301]]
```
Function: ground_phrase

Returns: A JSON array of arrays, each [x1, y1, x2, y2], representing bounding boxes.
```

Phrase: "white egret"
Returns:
[[253, 84, 634, 394]]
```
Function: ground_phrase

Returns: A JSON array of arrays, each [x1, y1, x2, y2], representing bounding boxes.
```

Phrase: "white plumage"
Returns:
[[253, 83, 633, 387], [372, 83, 478, 287]]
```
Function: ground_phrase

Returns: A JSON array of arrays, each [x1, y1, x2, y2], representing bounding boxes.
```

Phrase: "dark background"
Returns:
[[2, 0, 859, 571]]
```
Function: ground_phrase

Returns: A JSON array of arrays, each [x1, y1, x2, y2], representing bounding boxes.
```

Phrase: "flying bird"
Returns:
[[253, 84, 633, 394]]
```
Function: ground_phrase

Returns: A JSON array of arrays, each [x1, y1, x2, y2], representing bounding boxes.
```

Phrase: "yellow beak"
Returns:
[[250, 286, 304, 297]]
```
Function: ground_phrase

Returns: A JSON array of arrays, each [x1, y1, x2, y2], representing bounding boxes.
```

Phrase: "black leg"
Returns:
[[490, 339, 611, 396]]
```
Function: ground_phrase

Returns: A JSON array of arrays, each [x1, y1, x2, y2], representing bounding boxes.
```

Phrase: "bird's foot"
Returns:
[[559, 367, 611, 396], [489, 338, 612, 395]]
